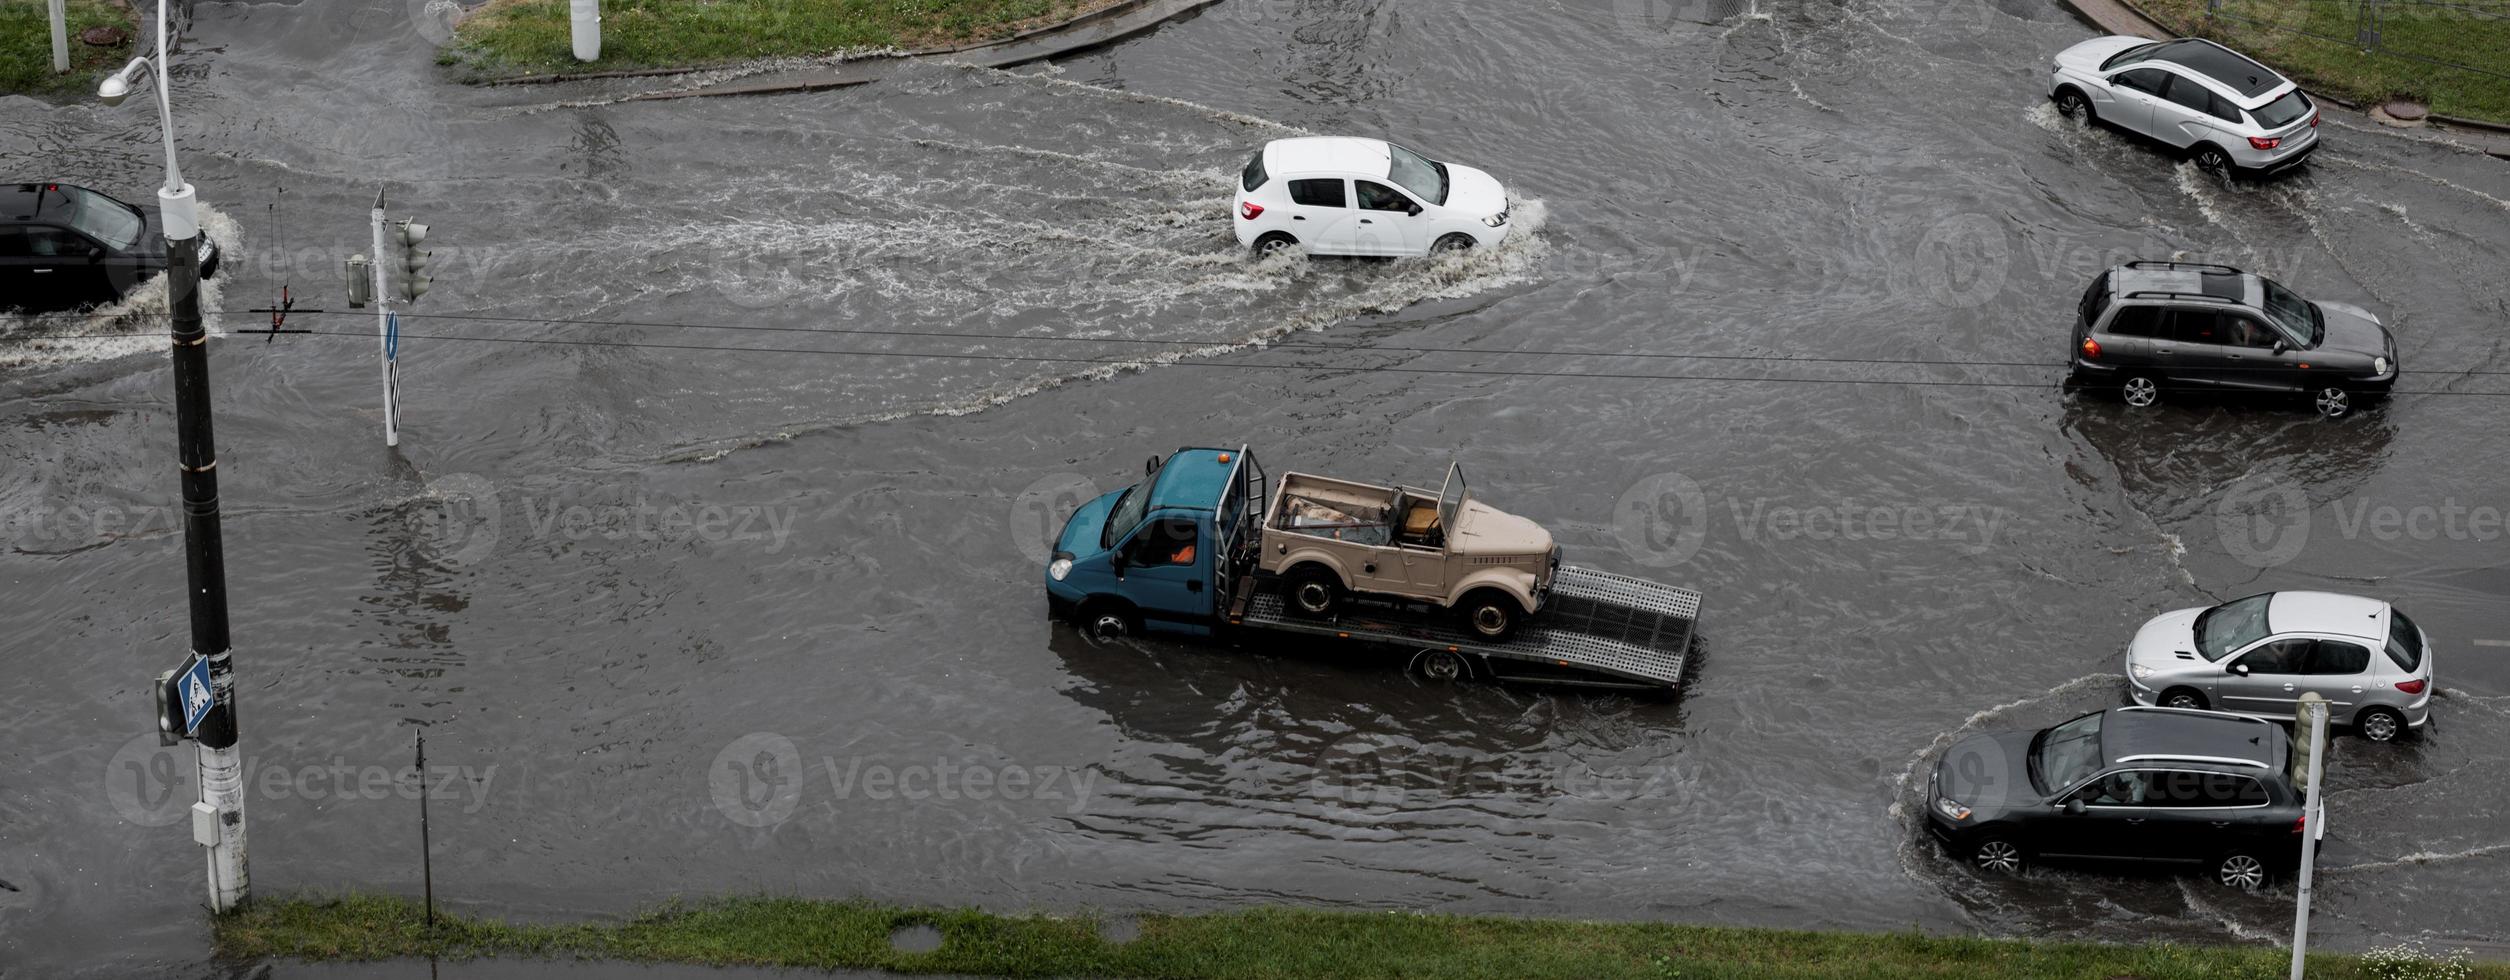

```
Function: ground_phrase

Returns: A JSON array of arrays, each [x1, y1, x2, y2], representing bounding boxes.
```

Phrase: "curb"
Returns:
[[480, 0, 1198, 89], [2052, 0, 2510, 154]]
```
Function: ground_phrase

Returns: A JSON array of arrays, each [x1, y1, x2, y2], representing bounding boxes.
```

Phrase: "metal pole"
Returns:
[[371, 191, 397, 447], [2289, 696, 2329, 980], [48, 0, 69, 74], [417, 732, 434, 926], [129, 0, 245, 915]]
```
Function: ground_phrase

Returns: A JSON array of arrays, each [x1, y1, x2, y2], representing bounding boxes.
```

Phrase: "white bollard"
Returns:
[[570, 0, 601, 62], [48, 0, 69, 74]]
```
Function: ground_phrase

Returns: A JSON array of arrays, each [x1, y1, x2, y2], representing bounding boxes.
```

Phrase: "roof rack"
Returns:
[[2115, 753, 2271, 770], [2115, 705, 2278, 727], [2122, 290, 2238, 305], [2124, 259, 2243, 276]]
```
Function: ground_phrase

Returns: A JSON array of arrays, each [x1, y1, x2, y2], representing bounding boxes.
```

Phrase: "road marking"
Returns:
[[2474, 639, 2510, 648]]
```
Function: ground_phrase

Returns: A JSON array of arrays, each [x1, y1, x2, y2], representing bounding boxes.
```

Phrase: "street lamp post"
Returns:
[[100, 0, 246, 915]]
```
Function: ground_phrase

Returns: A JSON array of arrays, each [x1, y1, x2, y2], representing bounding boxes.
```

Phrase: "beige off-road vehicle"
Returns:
[[1256, 463, 1558, 640]]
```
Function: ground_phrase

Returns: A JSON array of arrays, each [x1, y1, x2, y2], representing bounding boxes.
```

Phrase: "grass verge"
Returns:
[[0, 0, 135, 97], [217, 893, 2506, 979], [2135, 0, 2510, 124], [443, 0, 1120, 80]]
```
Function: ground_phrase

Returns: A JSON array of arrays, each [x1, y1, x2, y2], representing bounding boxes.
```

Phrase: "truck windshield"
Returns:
[[2030, 712, 2104, 795], [2195, 593, 2275, 661], [1101, 483, 1152, 551]]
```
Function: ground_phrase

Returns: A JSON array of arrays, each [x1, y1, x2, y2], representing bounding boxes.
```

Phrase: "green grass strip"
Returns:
[[0, 0, 136, 97], [2137, 0, 2510, 124], [443, 0, 1107, 79], [215, 893, 2508, 979]]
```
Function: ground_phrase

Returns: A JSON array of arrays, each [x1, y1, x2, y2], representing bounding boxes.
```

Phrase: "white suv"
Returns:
[[2049, 37, 2320, 176], [1233, 137, 1512, 257]]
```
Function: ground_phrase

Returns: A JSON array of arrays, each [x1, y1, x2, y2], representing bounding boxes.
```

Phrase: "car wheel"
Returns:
[[1287, 565, 1341, 618], [1972, 837, 2025, 876], [2216, 851, 2269, 891], [1432, 233, 1476, 255], [2054, 88, 2091, 121], [1080, 604, 1137, 642], [1457, 590, 1520, 642], [2194, 146, 2233, 177], [2314, 386, 2352, 418], [2160, 687, 2208, 711], [2120, 375, 2160, 408], [1417, 649, 1470, 682], [1253, 231, 1299, 256], [2356, 706, 2406, 743]]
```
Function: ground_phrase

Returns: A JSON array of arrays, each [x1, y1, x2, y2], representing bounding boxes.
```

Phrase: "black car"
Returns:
[[1, 182, 220, 313], [2067, 260, 2395, 417], [1926, 706, 2308, 890]]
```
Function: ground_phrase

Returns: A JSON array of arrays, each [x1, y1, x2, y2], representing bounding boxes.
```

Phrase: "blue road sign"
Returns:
[[178, 654, 214, 736]]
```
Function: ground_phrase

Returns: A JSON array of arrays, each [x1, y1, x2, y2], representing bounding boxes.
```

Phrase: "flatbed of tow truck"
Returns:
[[1228, 563, 1699, 692]]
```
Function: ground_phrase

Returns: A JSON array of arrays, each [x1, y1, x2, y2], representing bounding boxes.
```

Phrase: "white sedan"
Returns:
[[1232, 137, 1512, 257]]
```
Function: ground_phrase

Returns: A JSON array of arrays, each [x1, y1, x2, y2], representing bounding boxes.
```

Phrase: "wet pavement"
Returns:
[[3, 0, 2508, 976]]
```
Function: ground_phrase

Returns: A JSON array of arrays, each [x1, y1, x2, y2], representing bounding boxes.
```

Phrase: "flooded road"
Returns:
[[4, 0, 2508, 974]]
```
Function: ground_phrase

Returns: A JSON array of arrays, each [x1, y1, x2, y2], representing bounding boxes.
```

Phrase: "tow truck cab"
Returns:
[[1045, 447, 1265, 639]]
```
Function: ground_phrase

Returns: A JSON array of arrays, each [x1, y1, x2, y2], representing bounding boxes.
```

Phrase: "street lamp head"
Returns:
[[96, 58, 149, 106]]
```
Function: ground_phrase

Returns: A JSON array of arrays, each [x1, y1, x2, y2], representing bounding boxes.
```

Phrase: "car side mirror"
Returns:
[[1406, 203, 1422, 217], [2063, 799, 2086, 816], [2229, 663, 2250, 676], [2272, 340, 2290, 354], [87, 247, 104, 259]]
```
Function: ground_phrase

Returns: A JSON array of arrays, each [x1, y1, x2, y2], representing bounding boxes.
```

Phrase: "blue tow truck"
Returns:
[[1044, 446, 1703, 692]]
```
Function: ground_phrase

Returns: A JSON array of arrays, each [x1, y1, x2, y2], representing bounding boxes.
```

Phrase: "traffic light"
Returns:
[[152, 668, 184, 746], [345, 253, 372, 308], [395, 218, 431, 303]]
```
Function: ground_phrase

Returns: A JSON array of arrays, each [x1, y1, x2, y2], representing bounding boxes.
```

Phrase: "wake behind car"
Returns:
[[1, 182, 221, 312], [1928, 706, 2308, 889], [1234, 137, 1512, 257], [2049, 36, 2319, 176], [2124, 591, 2434, 742], [2068, 260, 2396, 417]]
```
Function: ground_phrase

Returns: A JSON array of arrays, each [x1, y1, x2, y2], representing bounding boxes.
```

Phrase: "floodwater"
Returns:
[[3, 0, 2507, 975]]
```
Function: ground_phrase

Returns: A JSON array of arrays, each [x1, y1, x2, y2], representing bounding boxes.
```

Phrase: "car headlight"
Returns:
[[1481, 212, 1508, 228], [2373, 356, 2390, 376], [1935, 797, 1972, 822], [1048, 558, 1072, 581], [2130, 663, 2154, 680]]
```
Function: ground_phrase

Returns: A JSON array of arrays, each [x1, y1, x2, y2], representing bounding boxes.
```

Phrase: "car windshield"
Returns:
[[1101, 482, 1152, 552], [2195, 593, 2275, 661], [2253, 90, 2312, 129], [2257, 277, 2322, 346], [62, 187, 142, 250], [2030, 712, 2104, 795], [2386, 609, 2426, 672], [1386, 143, 1448, 206], [2101, 42, 2163, 70]]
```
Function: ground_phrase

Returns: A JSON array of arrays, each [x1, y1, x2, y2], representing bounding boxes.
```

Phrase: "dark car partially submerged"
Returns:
[[2067, 260, 2395, 417], [1, 182, 220, 313], [1927, 705, 2309, 890]]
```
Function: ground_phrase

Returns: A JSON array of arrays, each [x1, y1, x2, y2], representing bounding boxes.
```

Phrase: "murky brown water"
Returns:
[[4, 0, 2508, 975]]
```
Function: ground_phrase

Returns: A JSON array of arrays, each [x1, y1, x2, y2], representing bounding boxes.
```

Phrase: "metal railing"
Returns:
[[2204, 0, 2510, 83]]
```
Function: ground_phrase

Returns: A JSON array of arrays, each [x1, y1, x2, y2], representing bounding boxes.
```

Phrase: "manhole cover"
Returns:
[[79, 25, 129, 46], [2382, 101, 2429, 122]]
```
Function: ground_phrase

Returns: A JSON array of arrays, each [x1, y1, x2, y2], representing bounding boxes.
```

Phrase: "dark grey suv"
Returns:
[[1, 182, 220, 313], [1928, 706, 2310, 890], [2067, 261, 2395, 417]]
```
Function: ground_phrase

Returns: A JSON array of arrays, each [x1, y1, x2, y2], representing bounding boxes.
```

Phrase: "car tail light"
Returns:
[[2080, 337, 2102, 360], [2310, 113, 2321, 128], [2249, 136, 2281, 150], [1238, 201, 1263, 220], [2292, 815, 2306, 835], [2396, 679, 2427, 695]]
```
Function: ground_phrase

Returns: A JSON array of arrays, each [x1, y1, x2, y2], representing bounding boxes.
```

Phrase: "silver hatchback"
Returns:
[[2124, 591, 2433, 741]]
